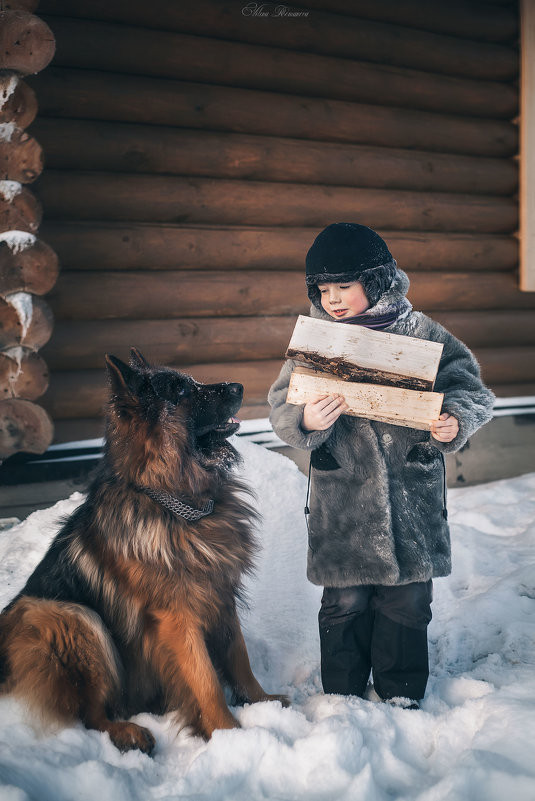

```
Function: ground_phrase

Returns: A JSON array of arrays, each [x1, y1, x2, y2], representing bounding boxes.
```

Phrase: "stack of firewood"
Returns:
[[0, 1, 56, 459], [285, 316, 444, 431]]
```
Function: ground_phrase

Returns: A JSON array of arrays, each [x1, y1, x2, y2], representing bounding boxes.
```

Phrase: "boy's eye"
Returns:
[[339, 285, 351, 289]]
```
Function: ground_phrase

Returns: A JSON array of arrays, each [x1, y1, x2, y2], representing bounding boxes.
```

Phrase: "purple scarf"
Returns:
[[333, 298, 410, 330]]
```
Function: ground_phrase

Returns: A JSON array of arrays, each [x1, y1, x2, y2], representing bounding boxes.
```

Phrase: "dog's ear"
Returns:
[[105, 354, 141, 398], [129, 347, 150, 369]]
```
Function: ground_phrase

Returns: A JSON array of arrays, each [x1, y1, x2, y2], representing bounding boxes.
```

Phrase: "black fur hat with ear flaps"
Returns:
[[305, 223, 398, 309]]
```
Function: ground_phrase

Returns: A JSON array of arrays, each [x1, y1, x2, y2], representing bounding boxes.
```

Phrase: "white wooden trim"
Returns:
[[520, 0, 535, 291]]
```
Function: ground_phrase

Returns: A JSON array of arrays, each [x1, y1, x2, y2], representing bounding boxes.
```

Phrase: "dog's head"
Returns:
[[104, 349, 244, 486]]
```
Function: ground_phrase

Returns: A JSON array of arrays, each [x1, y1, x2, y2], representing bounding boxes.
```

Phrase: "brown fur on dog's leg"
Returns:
[[224, 621, 290, 708], [152, 611, 240, 739]]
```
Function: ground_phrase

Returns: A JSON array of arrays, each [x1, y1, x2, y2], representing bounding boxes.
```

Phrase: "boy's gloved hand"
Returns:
[[431, 413, 459, 443], [301, 394, 349, 431]]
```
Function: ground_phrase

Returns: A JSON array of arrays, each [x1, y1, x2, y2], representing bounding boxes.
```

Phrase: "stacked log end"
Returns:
[[0, 5, 56, 460]]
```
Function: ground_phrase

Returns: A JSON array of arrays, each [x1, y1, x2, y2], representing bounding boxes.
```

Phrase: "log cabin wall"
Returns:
[[25, 0, 531, 443]]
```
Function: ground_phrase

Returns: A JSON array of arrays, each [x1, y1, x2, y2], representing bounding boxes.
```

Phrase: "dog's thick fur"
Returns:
[[0, 349, 287, 754]]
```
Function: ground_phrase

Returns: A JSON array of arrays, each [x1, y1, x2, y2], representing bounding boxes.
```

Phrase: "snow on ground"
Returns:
[[0, 438, 534, 801]]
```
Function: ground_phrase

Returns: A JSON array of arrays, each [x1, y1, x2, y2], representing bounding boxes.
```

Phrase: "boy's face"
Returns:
[[317, 281, 370, 319]]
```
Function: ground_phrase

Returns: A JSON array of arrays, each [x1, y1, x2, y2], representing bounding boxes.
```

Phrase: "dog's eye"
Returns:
[[150, 374, 189, 404]]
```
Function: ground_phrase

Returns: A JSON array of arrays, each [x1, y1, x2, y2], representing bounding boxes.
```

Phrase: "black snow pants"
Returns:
[[318, 581, 433, 702]]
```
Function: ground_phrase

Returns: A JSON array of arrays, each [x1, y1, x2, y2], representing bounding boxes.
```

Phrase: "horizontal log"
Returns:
[[41, 361, 285, 419], [0, 236, 58, 294], [0, 183, 41, 233], [38, 223, 518, 274], [34, 172, 518, 233], [429, 311, 535, 348], [30, 118, 518, 196], [42, 316, 296, 370], [41, 309, 535, 372], [37, 0, 518, 81], [0, 293, 53, 349], [47, 270, 535, 322], [46, 17, 517, 118], [297, 0, 518, 42], [0, 397, 53, 457], [491, 383, 535, 397], [287, 366, 444, 430], [39, 347, 535, 422], [30, 68, 518, 158], [0, 11, 55, 75], [0, 347, 49, 399], [0, 128, 43, 182], [0, 77, 37, 129], [476, 347, 535, 385], [286, 315, 443, 391]]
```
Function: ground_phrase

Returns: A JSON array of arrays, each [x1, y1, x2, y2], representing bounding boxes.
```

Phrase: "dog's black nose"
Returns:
[[228, 383, 243, 397]]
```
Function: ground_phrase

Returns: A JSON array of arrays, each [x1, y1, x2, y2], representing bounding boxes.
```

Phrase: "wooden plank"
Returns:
[[38, 223, 518, 273], [475, 346, 535, 385], [286, 315, 443, 390], [431, 310, 535, 348], [296, 0, 518, 42], [520, 0, 535, 291], [30, 118, 518, 196], [30, 68, 518, 158], [45, 18, 517, 118], [34, 171, 518, 233], [37, 0, 518, 81], [46, 270, 535, 322], [287, 366, 444, 430]]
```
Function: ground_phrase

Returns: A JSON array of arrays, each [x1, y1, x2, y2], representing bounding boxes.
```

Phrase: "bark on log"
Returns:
[[0, 78, 38, 129], [39, 348, 535, 421], [296, 0, 518, 42], [0, 347, 49, 400], [0, 183, 41, 233], [0, 128, 43, 182], [0, 236, 59, 294], [45, 17, 517, 118], [38, 222, 518, 274], [30, 118, 518, 196], [30, 68, 518, 157], [41, 310, 535, 372], [36, 0, 518, 81], [47, 270, 535, 322], [0, 293, 53, 349], [285, 315, 444, 391], [0, 11, 55, 75], [43, 316, 296, 370], [34, 171, 518, 233], [0, 397, 53, 457]]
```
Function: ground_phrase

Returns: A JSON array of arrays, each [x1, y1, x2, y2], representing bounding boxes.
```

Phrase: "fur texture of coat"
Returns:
[[268, 270, 495, 588]]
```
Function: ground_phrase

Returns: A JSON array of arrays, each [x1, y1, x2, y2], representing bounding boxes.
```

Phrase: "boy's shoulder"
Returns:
[[392, 311, 449, 343]]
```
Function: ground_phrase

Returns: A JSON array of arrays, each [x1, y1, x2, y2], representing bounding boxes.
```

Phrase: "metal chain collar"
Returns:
[[140, 487, 214, 521]]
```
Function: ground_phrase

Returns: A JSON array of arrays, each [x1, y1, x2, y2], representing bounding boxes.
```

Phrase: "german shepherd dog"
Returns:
[[0, 349, 287, 754]]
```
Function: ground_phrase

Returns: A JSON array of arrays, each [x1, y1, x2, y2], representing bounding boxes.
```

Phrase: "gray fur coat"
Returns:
[[268, 270, 495, 588]]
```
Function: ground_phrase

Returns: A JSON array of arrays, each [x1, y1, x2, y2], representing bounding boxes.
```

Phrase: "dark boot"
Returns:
[[319, 607, 374, 697], [371, 612, 429, 702]]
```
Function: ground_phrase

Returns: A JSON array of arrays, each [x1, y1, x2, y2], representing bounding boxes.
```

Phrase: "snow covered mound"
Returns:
[[0, 439, 534, 801]]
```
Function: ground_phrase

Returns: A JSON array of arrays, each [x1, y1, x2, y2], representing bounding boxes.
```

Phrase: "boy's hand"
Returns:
[[431, 413, 459, 443], [302, 394, 348, 431]]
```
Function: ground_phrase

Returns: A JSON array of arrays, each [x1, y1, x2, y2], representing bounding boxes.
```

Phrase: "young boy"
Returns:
[[268, 223, 495, 708]]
